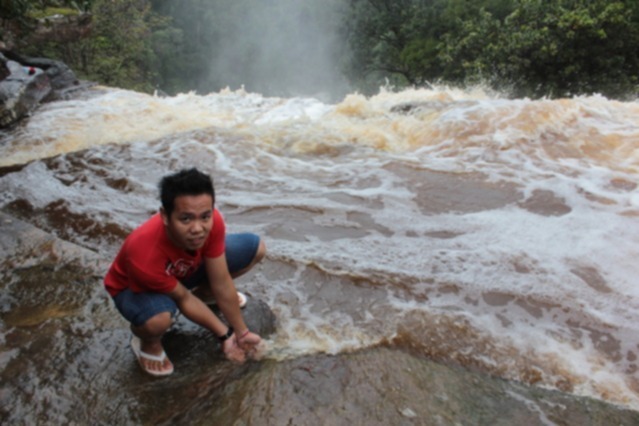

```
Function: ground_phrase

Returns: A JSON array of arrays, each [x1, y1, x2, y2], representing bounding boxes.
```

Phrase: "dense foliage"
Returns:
[[447, 0, 639, 98], [347, 0, 639, 99], [4, 0, 168, 92], [3, 0, 639, 99]]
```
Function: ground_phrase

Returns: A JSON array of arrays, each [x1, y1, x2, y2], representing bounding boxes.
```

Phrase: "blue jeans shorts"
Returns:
[[112, 233, 260, 326]]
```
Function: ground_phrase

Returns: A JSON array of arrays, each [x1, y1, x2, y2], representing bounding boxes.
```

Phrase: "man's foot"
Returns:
[[130, 336, 174, 376], [237, 291, 247, 308]]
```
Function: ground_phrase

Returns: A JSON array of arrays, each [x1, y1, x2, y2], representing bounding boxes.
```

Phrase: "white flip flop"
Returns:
[[237, 291, 247, 308], [130, 336, 174, 376], [200, 291, 248, 309]]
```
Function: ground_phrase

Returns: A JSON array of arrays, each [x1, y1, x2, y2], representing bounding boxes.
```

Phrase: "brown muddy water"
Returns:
[[1, 86, 639, 424]]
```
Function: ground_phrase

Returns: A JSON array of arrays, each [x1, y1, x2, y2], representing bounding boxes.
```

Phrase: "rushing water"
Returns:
[[1, 86, 639, 418]]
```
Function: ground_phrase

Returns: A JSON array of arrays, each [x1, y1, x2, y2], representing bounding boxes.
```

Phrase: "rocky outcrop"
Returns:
[[0, 53, 52, 128], [4, 51, 79, 91], [0, 51, 86, 128]]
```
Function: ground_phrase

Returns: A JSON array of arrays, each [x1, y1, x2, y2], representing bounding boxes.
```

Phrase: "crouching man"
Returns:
[[104, 168, 265, 376]]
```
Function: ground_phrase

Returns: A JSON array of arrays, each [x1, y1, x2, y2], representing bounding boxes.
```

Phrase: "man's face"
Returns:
[[161, 193, 214, 251]]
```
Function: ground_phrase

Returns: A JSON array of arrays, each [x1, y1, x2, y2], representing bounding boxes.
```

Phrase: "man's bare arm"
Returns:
[[167, 281, 246, 362], [205, 255, 262, 353]]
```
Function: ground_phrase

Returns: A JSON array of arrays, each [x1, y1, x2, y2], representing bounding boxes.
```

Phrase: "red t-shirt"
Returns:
[[104, 209, 226, 297]]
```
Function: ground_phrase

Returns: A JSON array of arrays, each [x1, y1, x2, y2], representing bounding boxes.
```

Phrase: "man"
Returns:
[[104, 168, 264, 376]]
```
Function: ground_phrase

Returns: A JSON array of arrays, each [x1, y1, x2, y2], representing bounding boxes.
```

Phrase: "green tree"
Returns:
[[500, 0, 639, 98], [0, 0, 30, 22], [440, 0, 639, 98], [76, 0, 157, 92], [1, 0, 92, 45], [344, 0, 514, 93], [344, 0, 446, 92], [12, 0, 171, 93], [438, 6, 503, 85]]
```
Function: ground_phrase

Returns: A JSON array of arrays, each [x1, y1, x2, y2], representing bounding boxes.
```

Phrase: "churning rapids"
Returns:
[[1, 85, 639, 423]]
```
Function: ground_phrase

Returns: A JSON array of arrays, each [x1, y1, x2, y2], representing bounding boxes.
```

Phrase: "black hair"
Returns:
[[159, 168, 215, 216]]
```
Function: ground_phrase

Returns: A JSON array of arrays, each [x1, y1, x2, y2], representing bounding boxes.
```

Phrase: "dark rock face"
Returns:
[[0, 54, 9, 81], [390, 100, 476, 114], [234, 297, 277, 337]]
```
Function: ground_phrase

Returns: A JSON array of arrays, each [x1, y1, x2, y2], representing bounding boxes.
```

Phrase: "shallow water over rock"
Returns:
[[0, 212, 638, 424], [2, 86, 639, 422]]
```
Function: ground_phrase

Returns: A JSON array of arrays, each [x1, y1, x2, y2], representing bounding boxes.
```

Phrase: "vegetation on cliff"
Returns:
[[2, 0, 639, 99]]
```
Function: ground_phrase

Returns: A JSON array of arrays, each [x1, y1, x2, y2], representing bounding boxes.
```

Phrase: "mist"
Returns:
[[187, 0, 352, 102]]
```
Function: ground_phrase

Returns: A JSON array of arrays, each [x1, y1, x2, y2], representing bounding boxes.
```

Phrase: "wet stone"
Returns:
[[571, 266, 612, 293], [385, 163, 523, 215], [518, 189, 572, 216], [149, 348, 639, 426]]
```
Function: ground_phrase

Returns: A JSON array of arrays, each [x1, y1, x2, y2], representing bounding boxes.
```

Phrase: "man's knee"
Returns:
[[228, 237, 266, 278], [255, 239, 266, 263], [135, 311, 172, 337]]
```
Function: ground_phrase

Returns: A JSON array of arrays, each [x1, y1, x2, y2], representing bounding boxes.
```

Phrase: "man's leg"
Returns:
[[113, 289, 176, 375], [189, 233, 266, 303], [226, 233, 266, 278], [131, 312, 173, 374], [230, 237, 266, 279]]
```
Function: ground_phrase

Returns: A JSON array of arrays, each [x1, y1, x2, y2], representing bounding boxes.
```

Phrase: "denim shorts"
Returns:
[[112, 232, 260, 326]]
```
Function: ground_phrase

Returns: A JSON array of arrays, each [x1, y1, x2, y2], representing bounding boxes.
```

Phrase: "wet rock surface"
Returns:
[[210, 349, 639, 426], [1, 210, 638, 425], [0, 212, 277, 424]]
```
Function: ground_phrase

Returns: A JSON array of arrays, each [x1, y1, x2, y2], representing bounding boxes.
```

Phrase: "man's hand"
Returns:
[[222, 337, 246, 363], [237, 331, 265, 360]]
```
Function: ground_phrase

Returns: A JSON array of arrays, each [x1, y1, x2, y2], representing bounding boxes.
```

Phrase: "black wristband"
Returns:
[[218, 326, 234, 342]]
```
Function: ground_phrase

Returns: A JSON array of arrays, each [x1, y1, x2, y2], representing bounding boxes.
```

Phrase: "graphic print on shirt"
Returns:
[[165, 258, 196, 279]]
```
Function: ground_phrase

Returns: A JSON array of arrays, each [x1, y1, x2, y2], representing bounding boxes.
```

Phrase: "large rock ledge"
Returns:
[[198, 349, 639, 426]]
